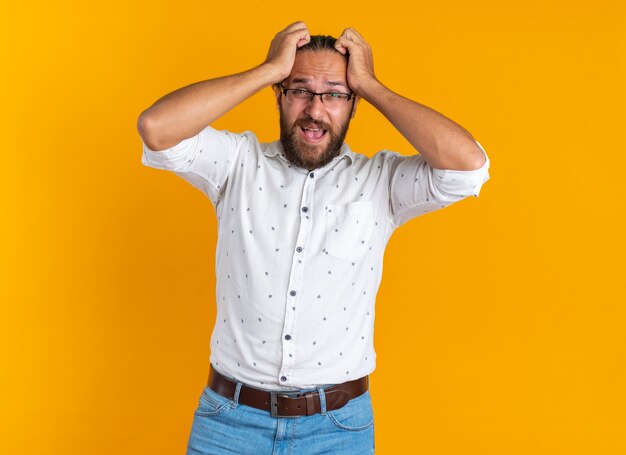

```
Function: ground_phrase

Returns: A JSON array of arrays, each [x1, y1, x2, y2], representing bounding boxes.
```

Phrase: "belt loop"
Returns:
[[232, 382, 243, 409], [317, 387, 327, 415]]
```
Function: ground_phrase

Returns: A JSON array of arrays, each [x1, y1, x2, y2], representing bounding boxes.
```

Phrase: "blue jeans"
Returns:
[[185, 382, 375, 454]]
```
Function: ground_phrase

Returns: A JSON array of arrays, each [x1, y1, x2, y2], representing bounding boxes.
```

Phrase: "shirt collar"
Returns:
[[263, 141, 356, 167]]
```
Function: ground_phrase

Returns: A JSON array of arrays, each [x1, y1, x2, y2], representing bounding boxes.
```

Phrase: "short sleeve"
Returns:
[[141, 126, 247, 205], [389, 140, 491, 226]]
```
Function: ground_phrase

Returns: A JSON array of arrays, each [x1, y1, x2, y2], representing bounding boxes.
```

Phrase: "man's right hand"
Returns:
[[263, 21, 310, 83]]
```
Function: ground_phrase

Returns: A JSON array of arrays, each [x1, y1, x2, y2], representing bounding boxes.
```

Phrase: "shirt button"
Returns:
[[301, 206, 308, 213], [309, 172, 314, 178], [284, 334, 292, 340], [280, 376, 287, 382], [290, 290, 296, 296], [296, 246, 303, 253]]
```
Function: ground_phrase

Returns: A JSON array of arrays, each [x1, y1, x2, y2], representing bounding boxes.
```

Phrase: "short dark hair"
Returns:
[[297, 35, 343, 56]]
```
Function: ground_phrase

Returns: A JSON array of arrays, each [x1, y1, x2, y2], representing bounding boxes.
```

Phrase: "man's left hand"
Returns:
[[334, 28, 376, 96]]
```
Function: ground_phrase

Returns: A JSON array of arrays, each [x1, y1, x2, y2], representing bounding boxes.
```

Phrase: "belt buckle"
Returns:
[[270, 391, 299, 418]]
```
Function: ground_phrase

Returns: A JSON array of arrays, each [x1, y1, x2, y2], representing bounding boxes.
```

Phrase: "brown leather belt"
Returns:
[[207, 366, 368, 418]]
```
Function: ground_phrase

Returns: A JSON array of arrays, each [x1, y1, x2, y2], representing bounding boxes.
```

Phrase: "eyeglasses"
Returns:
[[279, 84, 354, 107]]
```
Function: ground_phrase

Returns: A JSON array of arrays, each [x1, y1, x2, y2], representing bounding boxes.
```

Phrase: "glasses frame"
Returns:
[[278, 84, 354, 105]]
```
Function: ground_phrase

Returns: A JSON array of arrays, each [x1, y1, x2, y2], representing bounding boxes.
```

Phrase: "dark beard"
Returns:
[[279, 113, 351, 170]]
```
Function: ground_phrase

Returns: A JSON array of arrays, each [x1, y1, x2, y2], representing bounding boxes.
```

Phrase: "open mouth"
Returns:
[[300, 126, 328, 143]]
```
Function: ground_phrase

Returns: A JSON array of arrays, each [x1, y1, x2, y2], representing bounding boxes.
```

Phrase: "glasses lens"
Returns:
[[322, 93, 349, 105], [286, 89, 310, 103]]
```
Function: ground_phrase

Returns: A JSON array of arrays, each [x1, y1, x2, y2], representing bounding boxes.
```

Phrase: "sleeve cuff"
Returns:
[[141, 135, 198, 170], [432, 140, 491, 198]]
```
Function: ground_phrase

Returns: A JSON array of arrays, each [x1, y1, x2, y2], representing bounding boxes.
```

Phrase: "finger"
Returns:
[[275, 22, 308, 41], [284, 23, 309, 43], [345, 28, 364, 41], [289, 27, 310, 47], [338, 28, 368, 52], [334, 40, 348, 55], [334, 36, 354, 55], [281, 21, 308, 34], [337, 28, 356, 42], [296, 35, 311, 48], [271, 26, 309, 55]]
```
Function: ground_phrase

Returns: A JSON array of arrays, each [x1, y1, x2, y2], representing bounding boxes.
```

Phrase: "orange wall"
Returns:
[[2, 1, 625, 453]]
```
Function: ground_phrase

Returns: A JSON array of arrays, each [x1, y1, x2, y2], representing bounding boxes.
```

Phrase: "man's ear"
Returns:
[[274, 86, 281, 111], [350, 96, 360, 119]]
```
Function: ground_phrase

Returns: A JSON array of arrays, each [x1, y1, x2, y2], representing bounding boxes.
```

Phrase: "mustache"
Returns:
[[294, 118, 332, 131]]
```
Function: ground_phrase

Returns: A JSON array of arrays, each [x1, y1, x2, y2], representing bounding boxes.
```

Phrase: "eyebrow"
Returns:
[[291, 78, 348, 89]]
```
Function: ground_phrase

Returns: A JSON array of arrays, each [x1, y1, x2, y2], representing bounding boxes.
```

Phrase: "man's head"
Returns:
[[276, 35, 357, 170]]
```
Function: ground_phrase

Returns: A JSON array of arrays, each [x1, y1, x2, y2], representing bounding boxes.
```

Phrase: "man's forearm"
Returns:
[[359, 79, 486, 171], [137, 64, 279, 151]]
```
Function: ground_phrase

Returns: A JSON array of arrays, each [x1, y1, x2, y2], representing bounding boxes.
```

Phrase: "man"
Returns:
[[138, 22, 490, 455]]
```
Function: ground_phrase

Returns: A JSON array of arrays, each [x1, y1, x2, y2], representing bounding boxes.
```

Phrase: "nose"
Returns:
[[304, 93, 326, 119]]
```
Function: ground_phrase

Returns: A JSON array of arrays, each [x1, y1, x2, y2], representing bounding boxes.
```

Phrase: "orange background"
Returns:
[[2, 0, 625, 453]]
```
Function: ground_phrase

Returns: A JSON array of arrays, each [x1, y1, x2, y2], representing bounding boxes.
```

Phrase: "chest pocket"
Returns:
[[325, 201, 374, 261]]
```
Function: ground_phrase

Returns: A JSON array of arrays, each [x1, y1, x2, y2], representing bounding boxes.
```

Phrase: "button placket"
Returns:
[[278, 171, 317, 385]]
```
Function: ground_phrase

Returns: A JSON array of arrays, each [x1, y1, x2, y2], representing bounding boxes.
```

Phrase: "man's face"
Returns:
[[278, 50, 356, 170]]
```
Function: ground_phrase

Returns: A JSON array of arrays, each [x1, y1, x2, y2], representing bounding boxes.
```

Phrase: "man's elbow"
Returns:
[[459, 141, 487, 171], [137, 111, 167, 152], [468, 150, 487, 170]]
